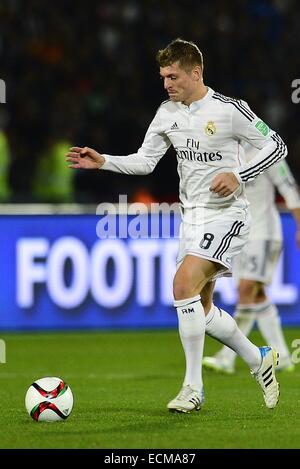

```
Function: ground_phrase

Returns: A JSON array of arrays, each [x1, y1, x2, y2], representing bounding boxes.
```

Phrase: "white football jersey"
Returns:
[[243, 143, 300, 240], [102, 87, 287, 224]]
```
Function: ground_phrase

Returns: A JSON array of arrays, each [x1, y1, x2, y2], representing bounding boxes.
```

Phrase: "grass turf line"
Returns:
[[0, 329, 299, 449]]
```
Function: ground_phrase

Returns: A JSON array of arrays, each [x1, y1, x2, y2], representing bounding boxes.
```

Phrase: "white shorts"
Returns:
[[176, 209, 250, 278], [233, 240, 282, 284]]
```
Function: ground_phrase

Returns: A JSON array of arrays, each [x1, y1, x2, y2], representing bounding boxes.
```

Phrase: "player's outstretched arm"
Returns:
[[66, 147, 105, 169]]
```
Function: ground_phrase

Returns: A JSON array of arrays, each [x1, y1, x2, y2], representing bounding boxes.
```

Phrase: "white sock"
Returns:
[[256, 300, 291, 359], [216, 304, 257, 365], [174, 295, 206, 392], [205, 304, 261, 371]]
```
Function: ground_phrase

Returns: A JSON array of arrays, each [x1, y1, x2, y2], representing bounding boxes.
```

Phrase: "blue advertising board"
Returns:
[[0, 213, 299, 330]]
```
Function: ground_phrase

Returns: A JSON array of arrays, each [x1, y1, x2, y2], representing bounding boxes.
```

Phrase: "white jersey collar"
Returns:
[[179, 86, 214, 111]]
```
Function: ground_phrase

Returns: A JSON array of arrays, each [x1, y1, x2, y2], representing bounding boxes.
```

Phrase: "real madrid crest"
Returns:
[[205, 121, 216, 136]]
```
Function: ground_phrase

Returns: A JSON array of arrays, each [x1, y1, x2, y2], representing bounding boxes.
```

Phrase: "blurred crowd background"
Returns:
[[0, 0, 299, 204]]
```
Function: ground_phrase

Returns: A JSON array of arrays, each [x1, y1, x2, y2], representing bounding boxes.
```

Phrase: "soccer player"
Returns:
[[66, 38, 287, 413], [203, 152, 300, 374]]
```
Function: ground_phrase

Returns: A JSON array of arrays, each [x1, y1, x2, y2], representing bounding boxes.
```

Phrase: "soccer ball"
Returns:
[[25, 377, 73, 422]]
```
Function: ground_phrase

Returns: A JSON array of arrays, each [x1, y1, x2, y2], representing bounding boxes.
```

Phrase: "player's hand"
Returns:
[[66, 147, 105, 169], [209, 172, 240, 197]]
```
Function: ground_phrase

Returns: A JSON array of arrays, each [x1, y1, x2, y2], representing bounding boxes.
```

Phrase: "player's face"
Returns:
[[160, 62, 199, 104]]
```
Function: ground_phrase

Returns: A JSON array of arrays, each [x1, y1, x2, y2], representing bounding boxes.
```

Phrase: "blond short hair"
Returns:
[[156, 38, 203, 72]]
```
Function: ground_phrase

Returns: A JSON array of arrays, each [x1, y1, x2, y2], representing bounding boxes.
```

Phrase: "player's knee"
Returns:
[[173, 281, 196, 301], [173, 265, 208, 301], [238, 280, 257, 303], [173, 274, 201, 301]]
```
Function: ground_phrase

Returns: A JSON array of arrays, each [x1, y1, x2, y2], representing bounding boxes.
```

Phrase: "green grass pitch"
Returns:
[[0, 328, 299, 449]]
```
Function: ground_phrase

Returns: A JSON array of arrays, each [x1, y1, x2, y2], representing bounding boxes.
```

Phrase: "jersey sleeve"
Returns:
[[231, 100, 288, 183], [267, 160, 300, 209], [101, 107, 171, 175]]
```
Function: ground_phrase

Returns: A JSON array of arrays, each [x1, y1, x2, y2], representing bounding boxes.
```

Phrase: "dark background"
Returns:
[[1, 0, 299, 203]]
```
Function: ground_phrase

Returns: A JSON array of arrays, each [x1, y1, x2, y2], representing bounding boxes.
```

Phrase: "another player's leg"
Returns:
[[244, 241, 293, 370], [255, 286, 294, 372]]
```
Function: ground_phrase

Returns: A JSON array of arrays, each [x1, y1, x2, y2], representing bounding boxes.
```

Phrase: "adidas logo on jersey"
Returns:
[[171, 122, 178, 129]]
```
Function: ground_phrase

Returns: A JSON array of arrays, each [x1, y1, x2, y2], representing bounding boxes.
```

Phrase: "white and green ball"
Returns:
[[25, 377, 73, 422]]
